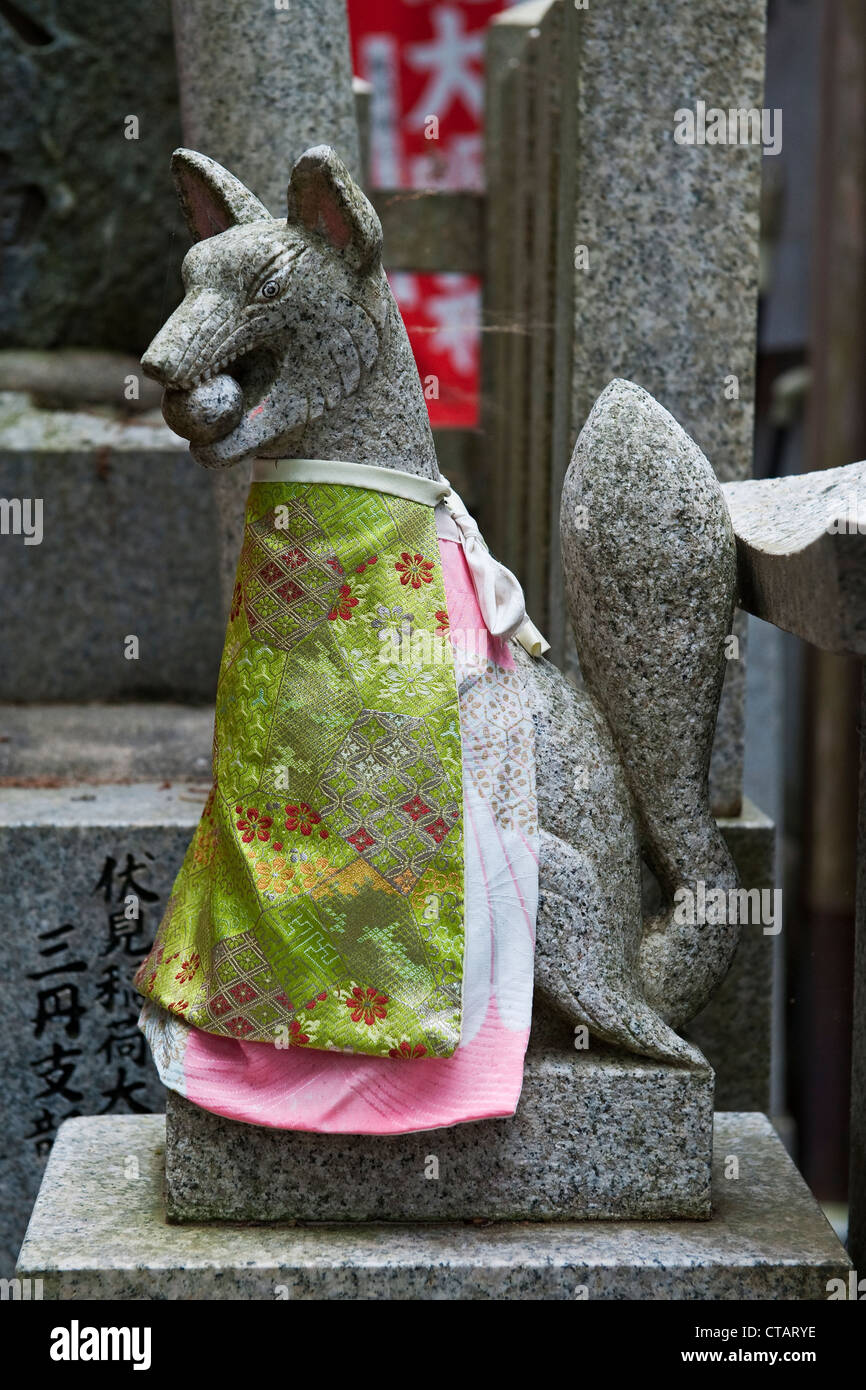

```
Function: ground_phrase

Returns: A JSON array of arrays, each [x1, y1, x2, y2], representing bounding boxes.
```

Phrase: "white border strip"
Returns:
[[251, 456, 451, 508]]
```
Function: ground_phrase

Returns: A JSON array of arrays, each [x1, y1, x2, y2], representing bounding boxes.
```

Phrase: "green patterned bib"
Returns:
[[135, 470, 465, 1059]]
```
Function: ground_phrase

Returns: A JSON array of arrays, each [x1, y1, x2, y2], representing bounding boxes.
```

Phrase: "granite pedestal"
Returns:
[[0, 771, 774, 1272], [164, 1046, 714, 1223], [16, 1113, 851, 1300]]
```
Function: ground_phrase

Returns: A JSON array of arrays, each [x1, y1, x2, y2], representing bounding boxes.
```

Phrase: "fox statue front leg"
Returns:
[[141, 142, 739, 1077]]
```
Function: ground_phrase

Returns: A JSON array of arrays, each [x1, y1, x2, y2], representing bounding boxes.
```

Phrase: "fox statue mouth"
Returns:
[[158, 337, 276, 396], [146, 342, 287, 464]]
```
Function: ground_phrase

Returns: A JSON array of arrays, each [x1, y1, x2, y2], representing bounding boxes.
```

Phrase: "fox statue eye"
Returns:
[[260, 279, 280, 300]]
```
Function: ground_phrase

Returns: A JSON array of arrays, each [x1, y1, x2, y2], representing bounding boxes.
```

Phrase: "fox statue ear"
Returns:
[[171, 148, 271, 242], [286, 145, 382, 272]]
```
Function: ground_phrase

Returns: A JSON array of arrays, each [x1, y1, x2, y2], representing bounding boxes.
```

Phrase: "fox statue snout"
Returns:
[[142, 145, 388, 469]]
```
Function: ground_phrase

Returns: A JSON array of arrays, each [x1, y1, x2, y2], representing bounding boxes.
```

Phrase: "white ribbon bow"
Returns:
[[443, 489, 550, 658]]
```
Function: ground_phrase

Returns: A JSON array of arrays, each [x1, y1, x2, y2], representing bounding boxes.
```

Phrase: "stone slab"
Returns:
[[0, 349, 163, 413], [0, 782, 208, 1275], [16, 1113, 851, 1300], [0, 398, 223, 701], [724, 460, 866, 655], [0, 703, 214, 785], [164, 1046, 714, 1223]]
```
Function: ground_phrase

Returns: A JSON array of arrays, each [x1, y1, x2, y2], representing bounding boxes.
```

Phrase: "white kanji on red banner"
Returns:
[[404, 7, 485, 128], [348, 1, 511, 427]]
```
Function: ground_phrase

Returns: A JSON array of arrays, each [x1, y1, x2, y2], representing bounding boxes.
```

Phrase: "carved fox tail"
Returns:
[[560, 379, 739, 1041]]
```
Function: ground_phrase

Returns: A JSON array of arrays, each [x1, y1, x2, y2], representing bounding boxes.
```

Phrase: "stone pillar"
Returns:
[[802, 0, 866, 1230], [851, 674, 866, 1270], [172, 0, 360, 211], [170, 0, 361, 613], [482, 4, 555, 588], [552, 0, 767, 816]]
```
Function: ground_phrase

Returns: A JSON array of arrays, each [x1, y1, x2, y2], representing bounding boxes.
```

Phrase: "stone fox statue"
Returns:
[[140, 143, 738, 1108]]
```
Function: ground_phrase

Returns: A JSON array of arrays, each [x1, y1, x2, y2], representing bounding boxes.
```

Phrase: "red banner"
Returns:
[[347, 1, 510, 427]]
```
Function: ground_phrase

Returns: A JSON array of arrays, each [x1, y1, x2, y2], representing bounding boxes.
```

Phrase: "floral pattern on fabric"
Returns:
[[134, 480, 465, 1059]]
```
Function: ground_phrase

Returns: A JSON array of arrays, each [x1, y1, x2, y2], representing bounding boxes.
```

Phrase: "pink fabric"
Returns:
[[153, 538, 536, 1133], [183, 995, 528, 1132], [438, 536, 515, 670]]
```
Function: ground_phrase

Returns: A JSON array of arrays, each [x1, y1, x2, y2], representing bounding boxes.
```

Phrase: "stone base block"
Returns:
[[16, 1113, 851, 1299], [164, 1046, 715, 1223]]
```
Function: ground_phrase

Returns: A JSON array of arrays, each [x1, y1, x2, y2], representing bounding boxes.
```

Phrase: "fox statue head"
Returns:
[[142, 145, 432, 472]]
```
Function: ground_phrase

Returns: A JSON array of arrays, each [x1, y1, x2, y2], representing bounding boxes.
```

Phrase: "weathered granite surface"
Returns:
[[164, 1046, 714, 1223], [0, 782, 207, 1275], [16, 1113, 851, 1300], [483, 0, 759, 807], [0, 395, 223, 701], [0, 0, 183, 352], [172, 0, 360, 217], [723, 459, 866, 653], [549, 0, 767, 812], [0, 703, 213, 785], [564, 0, 765, 482]]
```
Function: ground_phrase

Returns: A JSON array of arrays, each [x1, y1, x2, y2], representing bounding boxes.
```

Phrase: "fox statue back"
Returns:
[[137, 144, 738, 1133]]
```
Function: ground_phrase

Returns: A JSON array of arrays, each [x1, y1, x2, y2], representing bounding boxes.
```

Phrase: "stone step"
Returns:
[[164, 1048, 714, 1223], [0, 702, 214, 785], [16, 1112, 851, 1300]]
